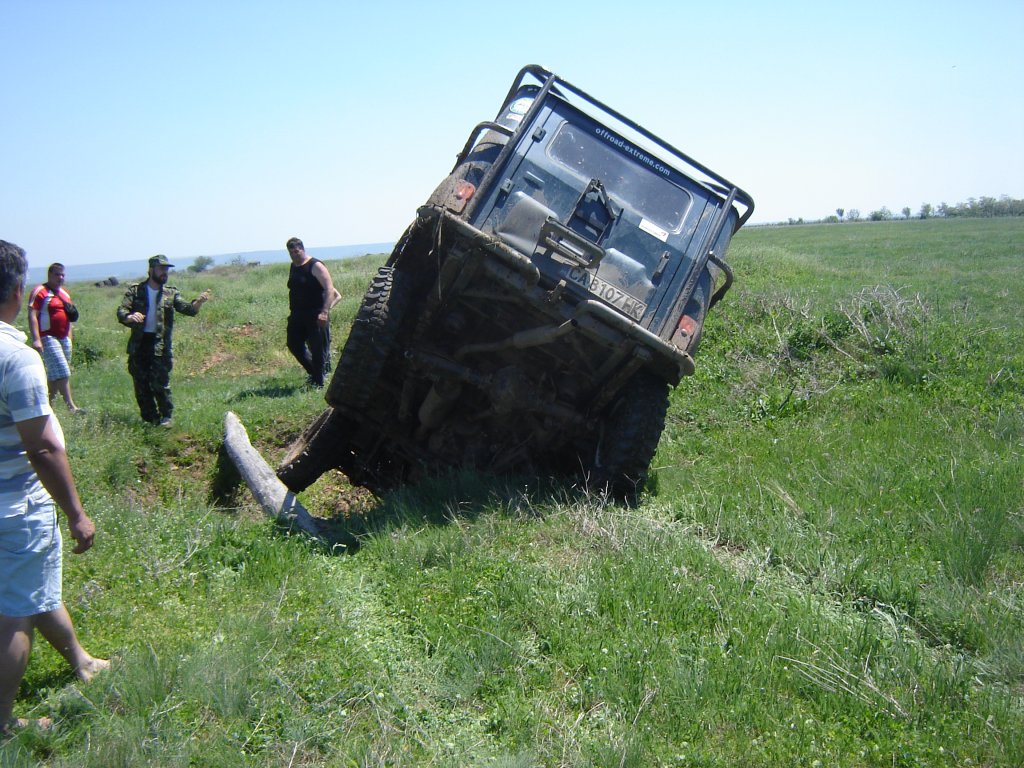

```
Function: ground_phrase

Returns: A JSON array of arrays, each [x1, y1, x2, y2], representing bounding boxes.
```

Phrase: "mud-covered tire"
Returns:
[[588, 373, 670, 500], [326, 266, 411, 411], [277, 408, 351, 492]]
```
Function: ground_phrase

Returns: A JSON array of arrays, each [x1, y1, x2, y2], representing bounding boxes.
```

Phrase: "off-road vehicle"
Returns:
[[277, 64, 754, 498]]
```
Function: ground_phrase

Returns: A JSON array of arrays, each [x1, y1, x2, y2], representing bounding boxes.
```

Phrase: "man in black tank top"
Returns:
[[285, 237, 336, 388]]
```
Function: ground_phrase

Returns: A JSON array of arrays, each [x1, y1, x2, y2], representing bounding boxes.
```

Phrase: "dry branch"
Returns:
[[223, 411, 322, 540]]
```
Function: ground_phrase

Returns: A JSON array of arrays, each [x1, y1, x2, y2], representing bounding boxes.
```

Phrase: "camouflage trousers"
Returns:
[[127, 334, 174, 424]]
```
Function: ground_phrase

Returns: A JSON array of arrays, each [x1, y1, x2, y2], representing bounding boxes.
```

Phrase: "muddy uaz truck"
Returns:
[[278, 64, 754, 499]]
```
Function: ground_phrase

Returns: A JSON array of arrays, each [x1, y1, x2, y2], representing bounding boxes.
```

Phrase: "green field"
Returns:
[[2, 217, 1021, 766]]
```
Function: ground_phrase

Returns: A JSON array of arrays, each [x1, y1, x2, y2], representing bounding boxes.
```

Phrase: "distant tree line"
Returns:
[[780, 195, 1024, 226], [928, 196, 1024, 218]]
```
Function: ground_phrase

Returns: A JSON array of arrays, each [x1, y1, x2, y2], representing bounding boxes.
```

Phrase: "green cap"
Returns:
[[148, 254, 175, 268]]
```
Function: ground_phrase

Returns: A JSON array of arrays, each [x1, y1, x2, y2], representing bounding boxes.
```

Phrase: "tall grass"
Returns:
[[1, 220, 1021, 766]]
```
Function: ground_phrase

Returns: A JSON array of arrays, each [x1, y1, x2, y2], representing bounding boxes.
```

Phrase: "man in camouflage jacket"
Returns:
[[116, 255, 210, 426]]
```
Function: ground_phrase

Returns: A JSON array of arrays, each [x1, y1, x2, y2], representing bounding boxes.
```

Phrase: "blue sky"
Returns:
[[3, 0, 1022, 268]]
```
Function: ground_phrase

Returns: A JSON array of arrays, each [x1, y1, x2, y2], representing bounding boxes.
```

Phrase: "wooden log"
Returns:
[[223, 411, 322, 540]]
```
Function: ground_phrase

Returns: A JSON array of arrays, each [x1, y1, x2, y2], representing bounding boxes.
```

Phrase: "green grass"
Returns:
[[2, 219, 1021, 766]]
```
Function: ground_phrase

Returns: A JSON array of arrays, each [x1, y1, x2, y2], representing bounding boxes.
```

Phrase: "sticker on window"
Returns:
[[639, 218, 669, 242]]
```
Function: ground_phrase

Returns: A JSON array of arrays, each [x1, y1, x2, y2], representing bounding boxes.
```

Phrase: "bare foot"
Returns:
[[75, 657, 110, 682], [2, 717, 54, 737]]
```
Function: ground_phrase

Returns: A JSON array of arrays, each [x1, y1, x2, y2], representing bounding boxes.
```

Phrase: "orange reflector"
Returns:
[[454, 180, 476, 201], [676, 314, 697, 338]]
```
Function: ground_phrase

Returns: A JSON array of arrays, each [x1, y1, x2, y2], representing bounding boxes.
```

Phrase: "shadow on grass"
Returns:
[[210, 443, 244, 505], [302, 468, 606, 554], [24, 667, 75, 692], [211, 441, 597, 555], [228, 383, 302, 401], [87, 408, 157, 431]]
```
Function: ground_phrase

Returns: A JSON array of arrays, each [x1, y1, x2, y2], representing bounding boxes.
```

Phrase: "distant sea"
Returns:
[[27, 242, 394, 286]]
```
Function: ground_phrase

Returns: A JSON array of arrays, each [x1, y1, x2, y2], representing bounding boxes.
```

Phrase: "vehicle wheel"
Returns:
[[587, 372, 670, 501], [277, 408, 353, 492], [326, 266, 411, 411]]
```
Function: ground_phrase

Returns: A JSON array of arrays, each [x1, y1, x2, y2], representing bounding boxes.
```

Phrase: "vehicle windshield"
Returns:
[[548, 122, 691, 233]]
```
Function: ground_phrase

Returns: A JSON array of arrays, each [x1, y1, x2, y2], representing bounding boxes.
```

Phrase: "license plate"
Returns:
[[564, 267, 647, 321]]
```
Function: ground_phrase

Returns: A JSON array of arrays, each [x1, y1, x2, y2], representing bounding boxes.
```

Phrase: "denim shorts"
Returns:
[[0, 490, 63, 617]]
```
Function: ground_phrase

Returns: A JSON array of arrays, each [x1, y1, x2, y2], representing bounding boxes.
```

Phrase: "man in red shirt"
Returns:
[[28, 263, 83, 414]]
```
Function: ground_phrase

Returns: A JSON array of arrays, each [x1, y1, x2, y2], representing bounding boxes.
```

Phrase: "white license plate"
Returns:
[[564, 267, 647, 321]]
